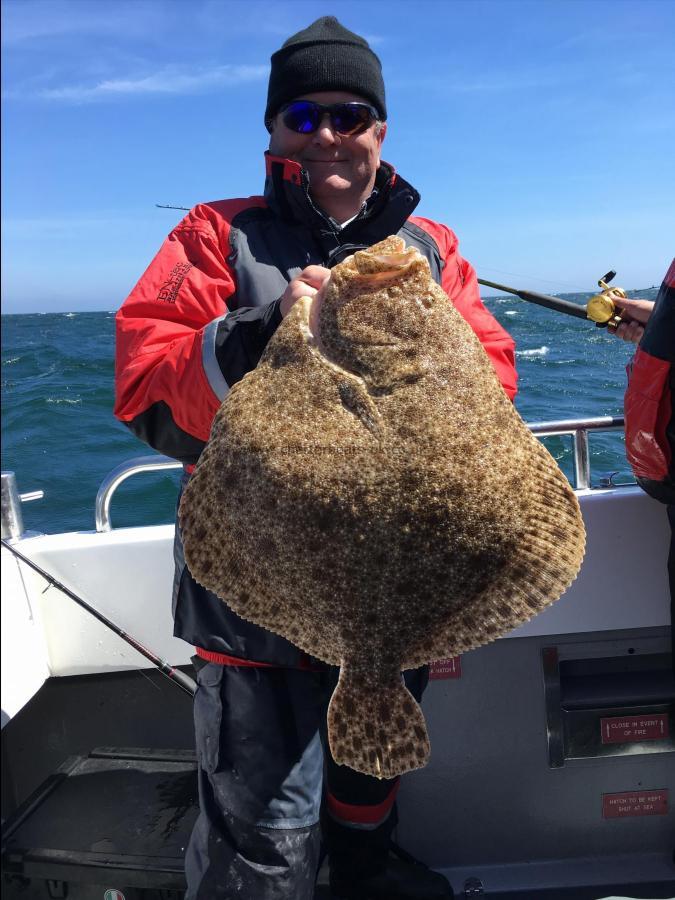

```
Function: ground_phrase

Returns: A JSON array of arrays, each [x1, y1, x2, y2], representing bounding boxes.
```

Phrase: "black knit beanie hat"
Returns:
[[265, 16, 386, 127]]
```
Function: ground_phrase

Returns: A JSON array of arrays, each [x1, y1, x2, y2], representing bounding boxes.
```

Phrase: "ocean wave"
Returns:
[[516, 346, 550, 357], [505, 310, 518, 316], [3, 356, 21, 365], [46, 397, 82, 404], [63, 313, 76, 318], [35, 365, 58, 379]]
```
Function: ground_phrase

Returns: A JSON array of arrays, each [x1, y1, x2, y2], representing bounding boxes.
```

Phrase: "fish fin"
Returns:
[[327, 666, 430, 778], [337, 380, 383, 438]]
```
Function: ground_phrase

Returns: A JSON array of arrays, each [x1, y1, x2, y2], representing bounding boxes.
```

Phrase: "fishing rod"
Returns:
[[478, 270, 627, 328], [1, 538, 197, 697]]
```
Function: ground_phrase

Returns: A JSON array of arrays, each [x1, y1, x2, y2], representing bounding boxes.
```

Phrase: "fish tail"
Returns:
[[327, 666, 430, 778]]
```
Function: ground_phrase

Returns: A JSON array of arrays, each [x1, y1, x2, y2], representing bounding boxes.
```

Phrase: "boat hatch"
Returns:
[[2, 748, 197, 896]]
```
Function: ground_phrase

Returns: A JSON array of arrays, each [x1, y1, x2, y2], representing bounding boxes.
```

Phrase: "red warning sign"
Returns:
[[602, 789, 668, 819], [600, 713, 669, 744], [430, 657, 462, 680]]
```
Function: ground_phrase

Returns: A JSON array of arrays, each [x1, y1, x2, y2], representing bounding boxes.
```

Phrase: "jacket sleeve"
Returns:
[[624, 260, 675, 504], [410, 217, 518, 400], [114, 203, 282, 464]]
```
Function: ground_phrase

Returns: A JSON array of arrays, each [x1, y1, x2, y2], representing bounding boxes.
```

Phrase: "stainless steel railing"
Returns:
[[95, 456, 183, 532], [0, 471, 45, 541], [528, 415, 625, 491], [93, 416, 627, 533]]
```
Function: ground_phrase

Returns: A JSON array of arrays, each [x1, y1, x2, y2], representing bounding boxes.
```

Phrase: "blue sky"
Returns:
[[2, 0, 674, 313]]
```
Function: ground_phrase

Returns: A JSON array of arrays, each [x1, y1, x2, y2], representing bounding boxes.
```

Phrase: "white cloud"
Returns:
[[1, 0, 295, 46], [1, 0, 166, 45], [1, 215, 148, 238], [362, 33, 387, 47], [4, 64, 268, 102]]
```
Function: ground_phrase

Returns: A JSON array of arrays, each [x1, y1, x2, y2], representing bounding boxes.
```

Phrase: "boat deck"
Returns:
[[2, 436, 674, 898]]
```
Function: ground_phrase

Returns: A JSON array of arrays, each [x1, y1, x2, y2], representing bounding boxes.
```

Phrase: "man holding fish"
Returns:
[[115, 16, 519, 900]]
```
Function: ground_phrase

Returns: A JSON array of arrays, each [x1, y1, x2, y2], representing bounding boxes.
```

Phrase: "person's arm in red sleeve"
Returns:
[[114, 202, 282, 464], [622, 260, 675, 503], [409, 217, 517, 400]]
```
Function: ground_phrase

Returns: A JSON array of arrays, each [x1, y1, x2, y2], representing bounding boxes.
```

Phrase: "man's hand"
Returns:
[[607, 294, 655, 344], [280, 266, 331, 318]]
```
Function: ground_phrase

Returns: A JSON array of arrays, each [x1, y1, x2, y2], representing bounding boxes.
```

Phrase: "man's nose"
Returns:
[[312, 115, 340, 145]]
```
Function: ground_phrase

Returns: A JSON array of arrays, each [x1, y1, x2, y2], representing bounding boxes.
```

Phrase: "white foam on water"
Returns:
[[3, 357, 21, 365], [505, 310, 518, 316], [64, 312, 76, 318], [46, 397, 82, 404], [516, 346, 550, 357]]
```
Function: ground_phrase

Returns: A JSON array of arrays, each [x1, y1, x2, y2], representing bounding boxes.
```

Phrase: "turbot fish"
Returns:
[[179, 235, 585, 778]]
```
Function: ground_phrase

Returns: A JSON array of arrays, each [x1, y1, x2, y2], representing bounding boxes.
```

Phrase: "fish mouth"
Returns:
[[369, 252, 414, 268], [356, 266, 412, 284], [353, 247, 419, 282]]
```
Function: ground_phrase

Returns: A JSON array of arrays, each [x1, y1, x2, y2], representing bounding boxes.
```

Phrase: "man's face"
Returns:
[[268, 91, 387, 216]]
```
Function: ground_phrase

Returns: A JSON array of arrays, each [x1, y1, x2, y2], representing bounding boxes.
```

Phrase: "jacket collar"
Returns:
[[263, 153, 421, 247]]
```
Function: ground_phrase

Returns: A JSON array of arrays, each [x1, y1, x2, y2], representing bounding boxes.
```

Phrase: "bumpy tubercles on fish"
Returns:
[[327, 663, 430, 778]]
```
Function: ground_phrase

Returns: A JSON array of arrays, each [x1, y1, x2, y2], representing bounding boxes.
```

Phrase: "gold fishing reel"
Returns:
[[586, 270, 626, 329]]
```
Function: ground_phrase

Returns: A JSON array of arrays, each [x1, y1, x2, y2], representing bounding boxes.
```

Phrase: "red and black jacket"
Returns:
[[115, 154, 518, 664], [624, 259, 675, 505], [115, 155, 516, 464]]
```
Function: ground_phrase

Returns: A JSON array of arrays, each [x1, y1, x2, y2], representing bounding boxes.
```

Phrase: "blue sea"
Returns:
[[1, 290, 658, 535]]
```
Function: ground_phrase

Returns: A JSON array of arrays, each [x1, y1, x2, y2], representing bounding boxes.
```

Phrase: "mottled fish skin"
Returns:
[[180, 235, 586, 778]]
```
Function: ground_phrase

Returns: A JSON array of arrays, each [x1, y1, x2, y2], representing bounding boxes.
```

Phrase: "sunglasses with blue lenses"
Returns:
[[278, 100, 379, 136]]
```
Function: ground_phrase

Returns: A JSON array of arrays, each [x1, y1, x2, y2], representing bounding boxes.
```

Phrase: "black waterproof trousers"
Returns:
[[184, 662, 428, 899]]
